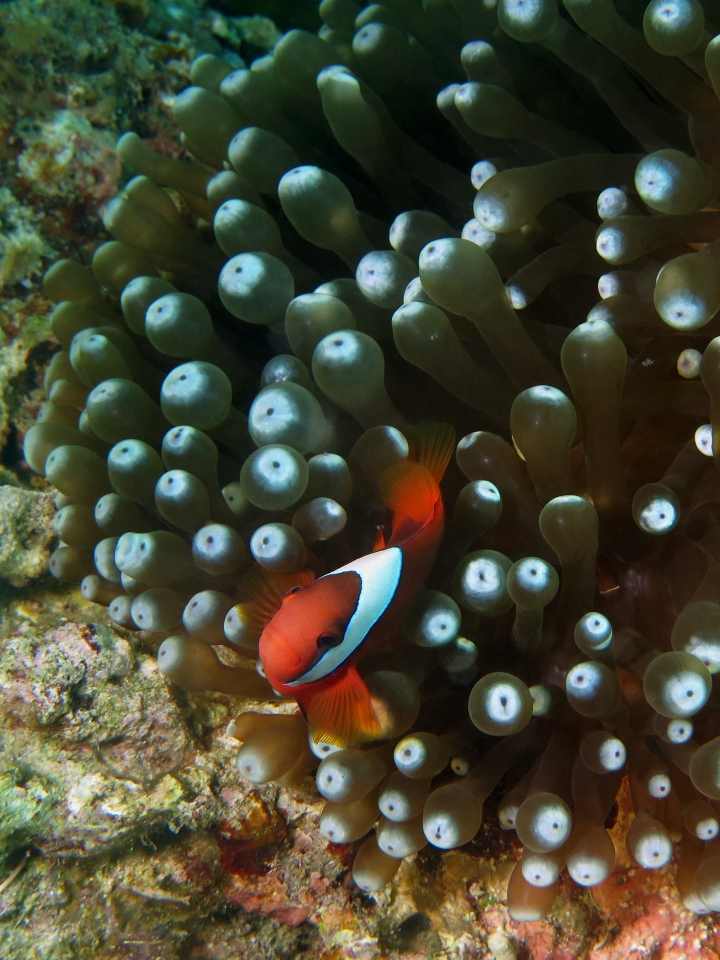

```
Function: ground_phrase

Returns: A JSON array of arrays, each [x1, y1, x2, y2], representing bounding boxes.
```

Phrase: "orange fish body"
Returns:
[[258, 424, 454, 748]]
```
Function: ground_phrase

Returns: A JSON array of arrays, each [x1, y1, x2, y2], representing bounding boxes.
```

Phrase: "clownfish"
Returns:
[[239, 423, 454, 749]]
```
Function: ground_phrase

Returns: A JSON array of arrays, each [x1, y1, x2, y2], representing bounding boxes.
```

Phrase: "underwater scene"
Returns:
[[8, 0, 720, 956]]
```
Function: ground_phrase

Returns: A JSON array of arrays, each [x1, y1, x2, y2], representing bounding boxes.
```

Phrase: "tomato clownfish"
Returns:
[[239, 423, 455, 749]]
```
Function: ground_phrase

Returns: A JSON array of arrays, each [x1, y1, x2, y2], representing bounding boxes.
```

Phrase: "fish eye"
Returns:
[[317, 634, 342, 649], [285, 585, 304, 597]]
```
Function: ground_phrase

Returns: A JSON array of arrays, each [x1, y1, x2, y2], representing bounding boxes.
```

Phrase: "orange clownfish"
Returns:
[[248, 423, 454, 749]]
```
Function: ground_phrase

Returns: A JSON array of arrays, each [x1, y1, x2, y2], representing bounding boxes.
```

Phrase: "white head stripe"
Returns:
[[287, 547, 403, 686]]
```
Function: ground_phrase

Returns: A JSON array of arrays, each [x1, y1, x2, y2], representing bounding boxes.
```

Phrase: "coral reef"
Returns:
[[10, 0, 720, 956]]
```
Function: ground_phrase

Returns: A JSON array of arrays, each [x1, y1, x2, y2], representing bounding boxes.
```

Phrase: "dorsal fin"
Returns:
[[235, 564, 315, 634], [302, 664, 382, 748], [405, 421, 455, 483]]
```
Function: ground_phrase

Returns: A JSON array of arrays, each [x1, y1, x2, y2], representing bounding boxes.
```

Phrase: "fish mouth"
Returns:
[[259, 625, 304, 682]]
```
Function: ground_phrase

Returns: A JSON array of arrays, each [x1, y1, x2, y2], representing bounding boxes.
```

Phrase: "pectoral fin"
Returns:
[[303, 665, 382, 748], [236, 564, 315, 634]]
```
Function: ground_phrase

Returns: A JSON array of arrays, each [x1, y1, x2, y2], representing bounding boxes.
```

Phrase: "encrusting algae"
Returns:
[[20, 0, 720, 939]]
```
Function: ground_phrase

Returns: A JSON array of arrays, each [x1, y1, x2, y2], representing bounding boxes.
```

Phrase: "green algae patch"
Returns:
[[0, 487, 56, 590], [0, 188, 56, 290], [0, 769, 56, 861]]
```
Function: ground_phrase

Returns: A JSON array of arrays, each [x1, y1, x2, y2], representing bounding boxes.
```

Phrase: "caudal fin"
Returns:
[[379, 422, 455, 526], [380, 460, 439, 524], [406, 421, 455, 482]]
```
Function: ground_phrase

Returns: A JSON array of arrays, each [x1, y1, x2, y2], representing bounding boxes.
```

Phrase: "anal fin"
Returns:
[[303, 665, 382, 748]]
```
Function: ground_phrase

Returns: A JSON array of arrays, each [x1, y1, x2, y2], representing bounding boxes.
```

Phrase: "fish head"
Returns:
[[259, 570, 362, 687]]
